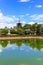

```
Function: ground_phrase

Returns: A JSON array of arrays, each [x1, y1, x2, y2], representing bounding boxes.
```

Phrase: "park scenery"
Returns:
[[0, 0, 43, 65]]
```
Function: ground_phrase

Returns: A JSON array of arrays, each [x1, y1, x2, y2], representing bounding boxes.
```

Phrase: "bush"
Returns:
[[16, 28, 24, 35], [1, 28, 8, 35], [10, 28, 17, 34]]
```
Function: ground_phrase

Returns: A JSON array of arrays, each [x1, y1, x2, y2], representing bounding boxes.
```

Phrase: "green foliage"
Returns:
[[1, 27, 8, 35], [30, 23, 37, 34], [40, 27, 43, 35], [0, 39, 43, 50], [7, 34, 18, 37], [16, 28, 24, 35], [36, 24, 42, 35], [10, 28, 17, 34], [0, 29, 2, 35], [0, 23, 43, 36], [23, 24, 31, 29], [1, 41, 8, 47], [23, 24, 31, 35], [24, 29, 30, 35]]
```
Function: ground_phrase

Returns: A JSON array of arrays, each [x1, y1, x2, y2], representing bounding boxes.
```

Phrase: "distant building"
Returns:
[[17, 17, 22, 28], [17, 22, 22, 28]]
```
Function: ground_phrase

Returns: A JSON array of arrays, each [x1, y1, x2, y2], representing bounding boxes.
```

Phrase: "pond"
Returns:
[[0, 39, 43, 65]]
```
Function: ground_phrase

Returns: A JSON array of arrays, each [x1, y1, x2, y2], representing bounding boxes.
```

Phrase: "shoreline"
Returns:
[[0, 36, 43, 40]]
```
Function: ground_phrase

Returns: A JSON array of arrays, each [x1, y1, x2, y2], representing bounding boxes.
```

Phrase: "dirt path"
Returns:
[[0, 36, 43, 40]]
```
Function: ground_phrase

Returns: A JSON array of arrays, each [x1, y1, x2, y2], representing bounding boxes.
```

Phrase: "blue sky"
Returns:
[[0, 0, 43, 28]]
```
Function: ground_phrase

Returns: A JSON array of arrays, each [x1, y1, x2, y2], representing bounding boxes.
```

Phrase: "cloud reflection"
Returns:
[[0, 45, 3, 53], [37, 58, 42, 61]]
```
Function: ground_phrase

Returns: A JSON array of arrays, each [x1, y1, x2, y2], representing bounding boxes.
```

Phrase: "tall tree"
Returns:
[[36, 24, 42, 35], [31, 23, 37, 35], [1, 27, 8, 35]]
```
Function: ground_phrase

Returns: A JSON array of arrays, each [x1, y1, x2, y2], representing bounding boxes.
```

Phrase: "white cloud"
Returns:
[[0, 12, 14, 23], [28, 21, 35, 24], [5, 44, 18, 50], [0, 12, 19, 23], [30, 14, 43, 20], [0, 11, 19, 28], [0, 43, 18, 54], [12, 16, 19, 20], [19, 0, 30, 2], [0, 22, 16, 28], [35, 5, 42, 8], [7, 44, 14, 48], [20, 21, 26, 26], [20, 14, 29, 18], [21, 21, 26, 24]]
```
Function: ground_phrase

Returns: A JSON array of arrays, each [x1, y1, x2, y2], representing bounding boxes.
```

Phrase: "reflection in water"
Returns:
[[0, 39, 43, 65], [36, 58, 42, 61], [0, 40, 8, 48], [0, 39, 43, 50]]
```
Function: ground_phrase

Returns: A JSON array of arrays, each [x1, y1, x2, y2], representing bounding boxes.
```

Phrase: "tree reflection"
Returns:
[[0, 39, 43, 50], [0, 40, 8, 48]]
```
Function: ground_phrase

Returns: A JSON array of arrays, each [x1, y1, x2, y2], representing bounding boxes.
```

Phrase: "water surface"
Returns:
[[0, 39, 43, 65]]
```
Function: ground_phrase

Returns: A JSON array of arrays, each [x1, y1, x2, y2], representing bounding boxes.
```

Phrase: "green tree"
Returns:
[[31, 23, 37, 35], [36, 24, 42, 35], [1, 27, 8, 35], [0, 29, 2, 35], [23, 24, 31, 35], [23, 24, 31, 29], [17, 28, 24, 35], [40, 26, 43, 36], [1, 41, 8, 48], [10, 28, 16, 34]]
